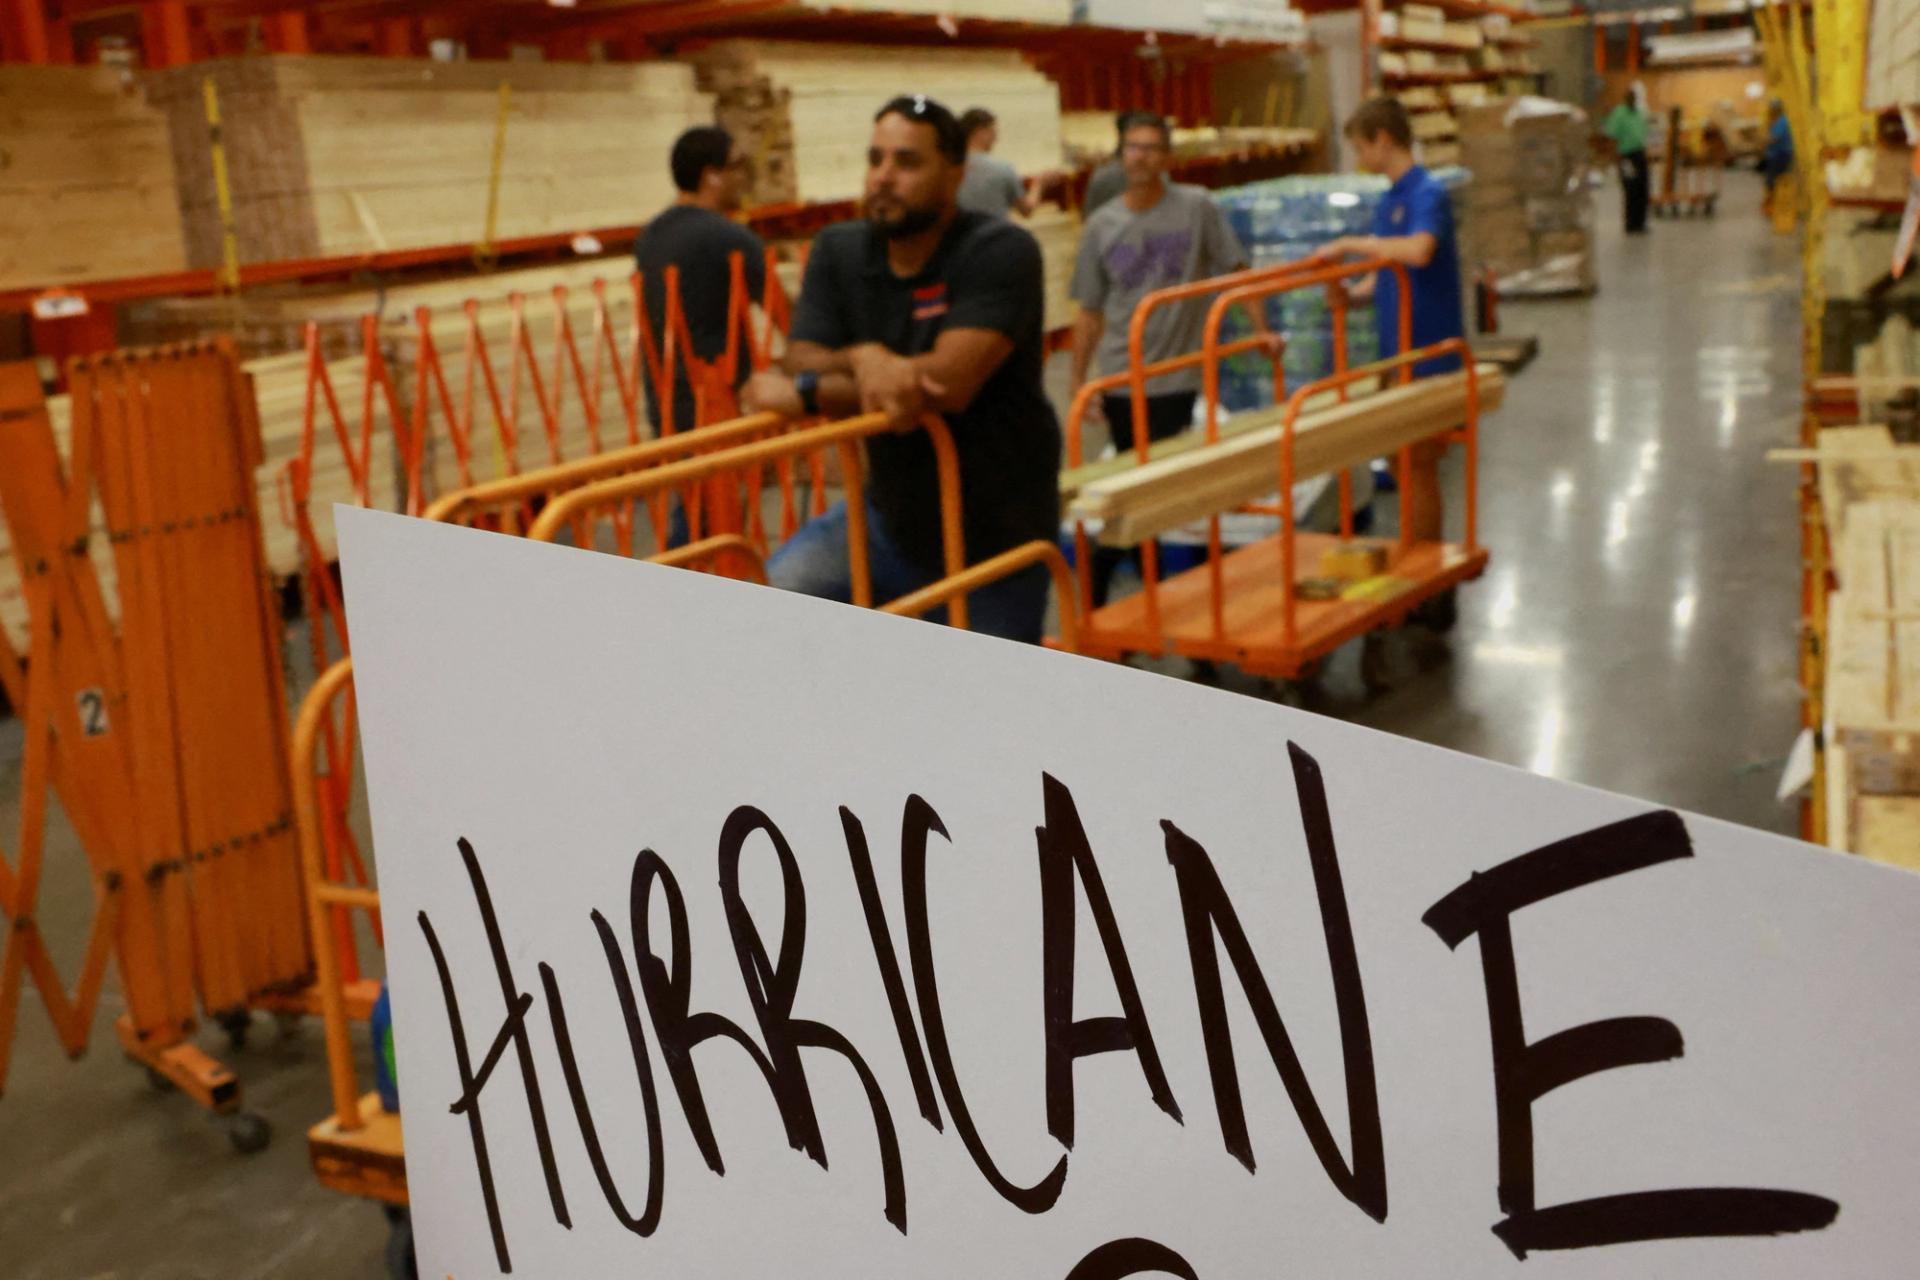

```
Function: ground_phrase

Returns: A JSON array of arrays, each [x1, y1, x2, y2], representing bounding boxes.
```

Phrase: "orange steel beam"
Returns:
[[140, 0, 194, 66], [2, 0, 54, 62], [266, 9, 309, 51]]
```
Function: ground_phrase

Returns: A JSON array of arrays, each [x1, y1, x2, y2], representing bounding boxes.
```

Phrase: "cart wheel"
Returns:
[[1410, 588, 1459, 634], [385, 1207, 419, 1280], [145, 1066, 176, 1094], [216, 1009, 252, 1052], [225, 1110, 272, 1155], [1360, 633, 1395, 693]]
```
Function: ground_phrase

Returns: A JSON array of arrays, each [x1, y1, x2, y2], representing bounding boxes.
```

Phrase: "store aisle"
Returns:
[[1283, 169, 1807, 834]]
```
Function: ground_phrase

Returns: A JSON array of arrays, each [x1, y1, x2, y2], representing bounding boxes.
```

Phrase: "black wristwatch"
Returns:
[[794, 370, 821, 416]]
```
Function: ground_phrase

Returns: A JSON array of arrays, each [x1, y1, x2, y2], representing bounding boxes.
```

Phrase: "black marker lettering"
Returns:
[[626, 847, 789, 1173], [1421, 809, 1840, 1256], [1038, 772, 1180, 1147], [901, 792, 1069, 1212], [416, 837, 575, 1274], [1064, 1236, 1201, 1280], [1163, 743, 1386, 1221], [540, 922, 664, 1235], [842, 805, 944, 1132], [719, 806, 906, 1231]]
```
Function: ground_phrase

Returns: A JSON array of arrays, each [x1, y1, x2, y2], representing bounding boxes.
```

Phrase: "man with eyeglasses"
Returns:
[[1069, 111, 1259, 605], [635, 126, 766, 438], [742, 95, 1061, 643]]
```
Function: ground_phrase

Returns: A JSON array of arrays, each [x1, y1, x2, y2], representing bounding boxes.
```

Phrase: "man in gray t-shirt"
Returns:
[[956, 107, 1034, 220], [1069, 111, 1263, 603]]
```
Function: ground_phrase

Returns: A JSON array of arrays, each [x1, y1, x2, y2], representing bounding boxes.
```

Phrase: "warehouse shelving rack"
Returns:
[[0, 0, 1314, 361]]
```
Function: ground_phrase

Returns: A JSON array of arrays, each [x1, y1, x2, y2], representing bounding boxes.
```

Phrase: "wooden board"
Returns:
[[1825, 500, 1920, 736], [1069, 366, 1507, 547], [1808, 426, 1920, 549], [0, 65, 192, 292], [1856, 796, 1920, 869]]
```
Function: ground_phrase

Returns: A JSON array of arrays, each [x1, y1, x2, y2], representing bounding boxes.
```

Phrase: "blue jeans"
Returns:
[[767, 501, 1050, 644]]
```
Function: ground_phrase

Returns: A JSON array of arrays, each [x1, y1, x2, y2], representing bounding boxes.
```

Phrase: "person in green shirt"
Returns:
[[1602, 89, 1651, 235]]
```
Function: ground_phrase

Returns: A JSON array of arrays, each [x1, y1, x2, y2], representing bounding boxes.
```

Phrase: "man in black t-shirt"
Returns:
[[635, 126, 766, 436], [744, 95, 1061, 644]]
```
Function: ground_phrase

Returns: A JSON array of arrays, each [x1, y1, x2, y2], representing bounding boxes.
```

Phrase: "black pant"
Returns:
[[1092, 390, 1197, 607], [1620, 149, 1650, 233]]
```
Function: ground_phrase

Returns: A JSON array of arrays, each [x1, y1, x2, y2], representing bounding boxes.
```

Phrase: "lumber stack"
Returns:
[[121, 255, 646, 359], [0, 65, 192, 293], [1813, 426, 1920, 869], [692, 41, 1063, 206], [1018, 205, 1081, 333], [1067, 365, 1506, 547], [145, 56, 712, 269], [803, 0, 1071, 17]]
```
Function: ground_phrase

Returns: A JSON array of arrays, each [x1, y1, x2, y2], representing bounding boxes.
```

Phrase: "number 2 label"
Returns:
[[76, 688, 109, 737]]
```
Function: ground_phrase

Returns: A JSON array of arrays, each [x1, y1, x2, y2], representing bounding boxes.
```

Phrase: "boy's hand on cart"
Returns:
[[742, 370, 803, 418], [1309, 236, 1369, 263]]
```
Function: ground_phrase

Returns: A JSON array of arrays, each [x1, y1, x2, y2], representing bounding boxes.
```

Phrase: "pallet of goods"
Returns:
[[1455, 98, 1596, 297], [144, 56, 713, 270], [0, 65, 192, 293], [692, 41, 1064, 206]]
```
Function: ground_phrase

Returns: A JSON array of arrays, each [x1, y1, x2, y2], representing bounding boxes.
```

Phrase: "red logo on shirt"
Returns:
[[912, 282, 949, 321]]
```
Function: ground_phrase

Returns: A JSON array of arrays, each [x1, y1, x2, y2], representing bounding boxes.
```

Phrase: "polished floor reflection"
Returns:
[[1196, 170, 1805, 835]]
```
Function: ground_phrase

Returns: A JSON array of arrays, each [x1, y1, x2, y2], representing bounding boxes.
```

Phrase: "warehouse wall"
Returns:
[[1598, 66, 1769, 123]]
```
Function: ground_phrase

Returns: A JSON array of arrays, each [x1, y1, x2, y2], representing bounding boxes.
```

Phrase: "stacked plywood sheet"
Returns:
[[1867, 0, 1919, 110], [1815, 425, 1920, 868], [1018, 205, 1081, 333], [146, 56, 712, 270], [802, 0, 1071, 18], [122, 255, 647, 359], [0, 65, 192, 293], [693, 41, 1063, 206]]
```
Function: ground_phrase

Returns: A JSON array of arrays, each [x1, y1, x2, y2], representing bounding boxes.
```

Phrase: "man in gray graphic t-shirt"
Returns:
[[1069, 110, 1269, 603], [956, 107, 1035, 220]]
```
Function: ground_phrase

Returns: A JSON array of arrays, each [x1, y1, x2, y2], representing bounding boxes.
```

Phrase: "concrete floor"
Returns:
[[0, 170, 1805, 1277]]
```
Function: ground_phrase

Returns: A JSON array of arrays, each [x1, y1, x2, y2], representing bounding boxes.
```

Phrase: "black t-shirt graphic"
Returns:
[[635, 205, 767, 431], [789, 212, 1062, 571]]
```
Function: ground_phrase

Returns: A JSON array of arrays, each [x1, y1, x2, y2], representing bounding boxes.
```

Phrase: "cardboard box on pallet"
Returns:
[[1456, 97, 1596, 297]]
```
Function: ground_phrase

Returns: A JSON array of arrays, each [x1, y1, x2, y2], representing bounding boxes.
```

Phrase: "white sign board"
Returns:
[[339, 507, 1920, 1279]]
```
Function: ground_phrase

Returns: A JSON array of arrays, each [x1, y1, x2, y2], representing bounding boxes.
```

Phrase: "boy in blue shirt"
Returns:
[[1310, 97, 1466, 539]]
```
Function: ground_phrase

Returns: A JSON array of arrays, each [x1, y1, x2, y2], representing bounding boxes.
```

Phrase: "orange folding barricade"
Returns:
[[0, 343, 313, 1149]]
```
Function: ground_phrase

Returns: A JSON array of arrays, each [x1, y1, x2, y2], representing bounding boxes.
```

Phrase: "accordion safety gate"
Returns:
[[0, 343, 314, 1152]]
